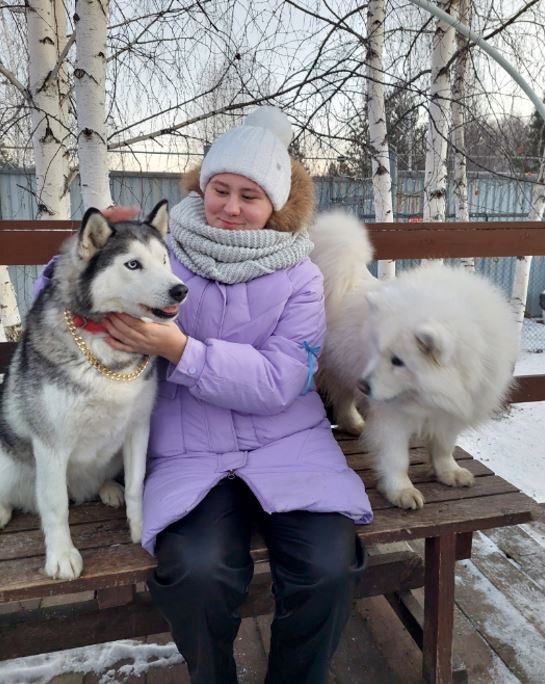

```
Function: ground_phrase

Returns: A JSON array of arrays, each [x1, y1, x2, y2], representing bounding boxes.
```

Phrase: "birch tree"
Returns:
[[26, 0, 71, 219], [0, 2, 71, 338], [423, 0, 456, 226], [366, 0, 395, 279], [74, 0, 113, 209], [511, 153, 545, 335], [0, 267, 21, 342], [451, 0, 474, 270]]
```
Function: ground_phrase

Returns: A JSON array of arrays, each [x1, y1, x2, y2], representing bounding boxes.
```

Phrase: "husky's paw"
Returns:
[[436, 465, 475, 488], [387, 486, 425, 510], [99, 480, 125, 508], [0, 503, 13, 529], [45, 546, 83, 580], [129, 516, 143, 544]]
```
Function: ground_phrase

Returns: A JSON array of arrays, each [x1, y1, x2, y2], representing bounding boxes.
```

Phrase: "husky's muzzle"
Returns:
[[149, 283, 188, 319]]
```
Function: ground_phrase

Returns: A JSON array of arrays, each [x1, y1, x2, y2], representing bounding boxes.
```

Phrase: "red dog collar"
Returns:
[[72, 315, 109, 334]]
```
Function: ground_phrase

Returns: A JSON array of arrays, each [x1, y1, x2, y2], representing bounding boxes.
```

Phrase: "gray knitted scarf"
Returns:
[[169, 193, 313, 284]]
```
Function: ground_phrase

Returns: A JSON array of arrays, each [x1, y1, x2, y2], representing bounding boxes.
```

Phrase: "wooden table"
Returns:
[[0, 435, 539, 683]]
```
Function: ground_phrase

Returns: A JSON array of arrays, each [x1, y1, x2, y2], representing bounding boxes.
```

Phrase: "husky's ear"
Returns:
[[145, 200, 169, 238], [415, 323, 452, 364], [78, 208, 114, 260]]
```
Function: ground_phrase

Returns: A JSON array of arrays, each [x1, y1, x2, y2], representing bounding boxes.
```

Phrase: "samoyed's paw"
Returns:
[[99, 480, 125, 508], [386, 486, 425, 510], [45, 544, 83, 580], [436, 465, 475, 488], [0, 503, 13, 529], [129, 515, 142, 544]]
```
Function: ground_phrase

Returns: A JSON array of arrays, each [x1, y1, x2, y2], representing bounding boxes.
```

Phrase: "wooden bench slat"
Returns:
[[341, 440, 472, 460], [0, 500, 126, 534], [0, 518, 132, 562], [3, 220, 545, 263], [0, 593, 167, 660], [367, 475, 519, 511], [0, 228, 74, 265], [509, 374, 545, 403], [0, 543, 154, 602], [357, 459, 493, 490], [362, 492, 539, 544]]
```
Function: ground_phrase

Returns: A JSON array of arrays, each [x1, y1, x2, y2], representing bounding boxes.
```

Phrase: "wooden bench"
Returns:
[[1, 219, 544, 683]]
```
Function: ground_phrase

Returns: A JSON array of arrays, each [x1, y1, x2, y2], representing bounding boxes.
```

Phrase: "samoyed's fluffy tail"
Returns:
[[309, 211, 376, 312]]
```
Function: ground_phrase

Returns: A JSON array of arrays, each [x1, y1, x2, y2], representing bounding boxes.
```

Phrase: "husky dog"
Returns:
[[309, 211, 519, 510], [0, 201, 187, 579]]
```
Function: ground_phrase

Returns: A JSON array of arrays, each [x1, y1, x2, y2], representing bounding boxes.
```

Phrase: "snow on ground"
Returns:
[[458, 319, 545, 503], [0, 321, 543, 683], [0, 640, 182, 684]]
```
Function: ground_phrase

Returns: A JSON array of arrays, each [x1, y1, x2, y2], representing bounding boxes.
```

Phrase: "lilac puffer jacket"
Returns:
[[142, 248, 373, 553]]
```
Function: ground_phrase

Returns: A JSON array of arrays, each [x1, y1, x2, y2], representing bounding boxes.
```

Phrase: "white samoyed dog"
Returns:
[[309, 212, 519, 510]]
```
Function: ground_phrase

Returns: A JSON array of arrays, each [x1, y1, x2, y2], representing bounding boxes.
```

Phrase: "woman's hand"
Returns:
[[103, 313, 188, 365], [101, 205, 140, 222]]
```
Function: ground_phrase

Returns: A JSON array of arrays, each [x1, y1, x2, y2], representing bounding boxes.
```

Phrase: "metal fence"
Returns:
[[2, 168, 544, 346]]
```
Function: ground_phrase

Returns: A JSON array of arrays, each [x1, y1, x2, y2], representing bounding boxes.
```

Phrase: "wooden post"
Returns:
[[423, 533, 457, 683]]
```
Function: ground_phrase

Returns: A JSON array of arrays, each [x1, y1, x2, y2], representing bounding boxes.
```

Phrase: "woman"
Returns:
[[101, 106, 373, 683]]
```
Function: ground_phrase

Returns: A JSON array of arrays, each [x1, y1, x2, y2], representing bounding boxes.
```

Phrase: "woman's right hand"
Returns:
[[101, 205, 140, 222], [104, 313, 189, 366]]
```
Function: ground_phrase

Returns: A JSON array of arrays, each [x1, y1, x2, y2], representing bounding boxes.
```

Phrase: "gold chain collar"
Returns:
[[63, 309, 150, 382]]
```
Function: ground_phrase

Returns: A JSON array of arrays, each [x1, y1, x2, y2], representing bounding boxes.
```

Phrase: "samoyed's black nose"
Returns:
[[358, 378, 371, 396], [170, 283, 188, 302]]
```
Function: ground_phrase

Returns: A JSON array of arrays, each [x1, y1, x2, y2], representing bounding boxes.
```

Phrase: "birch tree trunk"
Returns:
[[366, 0, 395, 279], [74, 0, 113, 209], [26, 0, 71, 219], [451, 0, 474, 270], [423, 0, 455, 233], [511, 154, 545, 335], [0, 266, 21, 341]]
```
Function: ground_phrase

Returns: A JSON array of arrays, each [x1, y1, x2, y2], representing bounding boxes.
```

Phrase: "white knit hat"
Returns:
[[200, 106, 293, 211]]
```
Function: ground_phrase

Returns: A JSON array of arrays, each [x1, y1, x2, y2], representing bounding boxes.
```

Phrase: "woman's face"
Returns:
[[204, 173, 274, 230]]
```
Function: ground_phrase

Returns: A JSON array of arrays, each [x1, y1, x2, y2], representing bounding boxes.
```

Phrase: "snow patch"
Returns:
[[0, 639, 183, 684], [456, 561, 545, 681], [458, 324, 545, 503]]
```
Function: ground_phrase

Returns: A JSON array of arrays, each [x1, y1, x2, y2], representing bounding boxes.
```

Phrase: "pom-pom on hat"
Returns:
[[200, 106, 293, 211]]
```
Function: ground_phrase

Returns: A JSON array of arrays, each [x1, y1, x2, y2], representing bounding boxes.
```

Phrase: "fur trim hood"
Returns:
[[180, 159, 315, 233]]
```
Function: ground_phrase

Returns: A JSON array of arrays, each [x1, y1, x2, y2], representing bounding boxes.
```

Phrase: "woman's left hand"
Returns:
[[103, 313, 188, 365]]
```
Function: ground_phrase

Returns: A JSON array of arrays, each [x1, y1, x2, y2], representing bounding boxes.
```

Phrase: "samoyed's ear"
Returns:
[[78, 208, 114, 260], [415, 323, 453, 364]]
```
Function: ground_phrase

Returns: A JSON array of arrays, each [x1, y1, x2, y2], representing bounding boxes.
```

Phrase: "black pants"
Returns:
[[148, 477, 366, 684]]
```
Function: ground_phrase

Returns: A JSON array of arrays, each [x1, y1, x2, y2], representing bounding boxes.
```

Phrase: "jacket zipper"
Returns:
[[227, 470, 236, 480]]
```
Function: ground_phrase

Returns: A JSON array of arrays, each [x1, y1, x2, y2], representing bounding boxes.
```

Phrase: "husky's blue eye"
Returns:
[[391, 355, 404, 367], [125, 259, 142, 270]]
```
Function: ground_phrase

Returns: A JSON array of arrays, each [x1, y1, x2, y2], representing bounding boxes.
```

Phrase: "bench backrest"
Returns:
[[1, 219, 545, 402]]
